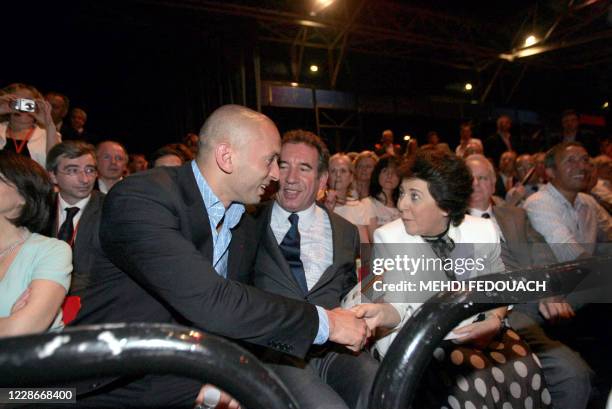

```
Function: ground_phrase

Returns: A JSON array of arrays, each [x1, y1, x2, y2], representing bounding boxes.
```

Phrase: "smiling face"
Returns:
[[547, 145, 589, 194], [277, 142, 327, 213], [397, 178, 448, 237], [232, 120, 281, 204]]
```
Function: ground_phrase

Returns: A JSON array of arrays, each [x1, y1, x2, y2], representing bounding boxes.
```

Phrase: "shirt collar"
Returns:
[[469, 205, 493, 218], [545, 183, 585, 210], [272, 201, 317, 230], [58, 193, 91, 213], [191, 160, 245, 230]]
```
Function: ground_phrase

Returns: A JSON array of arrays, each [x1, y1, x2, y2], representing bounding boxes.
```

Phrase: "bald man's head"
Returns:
[[198, 105, 275, 156]]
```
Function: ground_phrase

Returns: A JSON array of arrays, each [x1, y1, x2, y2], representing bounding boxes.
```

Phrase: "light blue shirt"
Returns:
[[191, 161, 329, 344]]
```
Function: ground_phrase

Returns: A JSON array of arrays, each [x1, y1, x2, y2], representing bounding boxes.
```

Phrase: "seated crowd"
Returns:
[[1, 82, 612, 409]]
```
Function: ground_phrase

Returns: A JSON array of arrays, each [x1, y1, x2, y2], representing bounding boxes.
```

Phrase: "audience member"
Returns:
[[355, 150, 550, 409], [362, 155, 401, 241], [524, 142, 612, 262], [253, 129, 378, 409], [127, 153, 148, 174], [590, 155, 612, 213], [0, 152, 71, 337], [533, 151, 548, 184], [46, 141, 105, 301], [468, 151, 595, 409], [61, 108, 95, 142], [455, 122, 482, 158], [95, 140, 127, 193], [494, 150, 517, 199], [550, 109, 598, 156], [0, 83, 61, 167], [486, 114, 522, 165], [420, 131, 450, 153], [324, 153, 370, 242], [69, 105, 367, 406], [151, 145, 185, 167], [353, 150, 378, 199], [600, 136, 612, 158], [45, 92, 70, 131], [505, 154, 540, 206], [182, 132, 199, 157], [374, 129, 400, 156]]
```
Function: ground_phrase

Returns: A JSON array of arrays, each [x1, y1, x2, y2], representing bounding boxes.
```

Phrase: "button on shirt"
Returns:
[[524, 183, 612, 262], [271, 201, 333, 291], [57, 194, 91, 239], [191, 161, 245, 278]]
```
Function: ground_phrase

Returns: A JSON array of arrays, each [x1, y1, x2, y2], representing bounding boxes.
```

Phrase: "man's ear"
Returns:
[[318, 171, 329, 192], [49, 171, 58, 185], [215, 143, 233, 174], [545, 167, 555, 181]]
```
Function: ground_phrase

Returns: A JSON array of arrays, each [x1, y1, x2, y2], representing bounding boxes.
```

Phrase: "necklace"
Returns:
[[0, 232, 29, 259]]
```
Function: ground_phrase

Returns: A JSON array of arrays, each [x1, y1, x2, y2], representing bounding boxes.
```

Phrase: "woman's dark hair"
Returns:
[[369, 155, 400, 205], [399, 150, 472, 226], [0, 151, 53, 233], [150, 145, 186, 166]]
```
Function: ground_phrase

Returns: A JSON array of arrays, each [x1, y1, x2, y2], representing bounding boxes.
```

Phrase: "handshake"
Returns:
[[326, 304, 401, 351]]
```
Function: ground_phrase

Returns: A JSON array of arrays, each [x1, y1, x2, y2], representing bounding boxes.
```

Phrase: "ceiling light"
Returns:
[[604, 101, 609, 109], [309, 65, 319, 73], [464, 83, 473, 91], [290, 82, 298, 87], [403, 135, 412, 141], [524, 35, 538, 47]]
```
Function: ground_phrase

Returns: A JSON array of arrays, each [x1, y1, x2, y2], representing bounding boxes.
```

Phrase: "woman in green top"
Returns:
[[0, 151, 71, 337]]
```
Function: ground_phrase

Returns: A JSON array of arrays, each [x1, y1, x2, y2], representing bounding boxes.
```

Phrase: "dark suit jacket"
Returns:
[[73, 164, 318, 360], [46, 191, 106, 294], [253, 202, 359, 310], [493, 204, 556, 271], [486, 132, 524, 167]]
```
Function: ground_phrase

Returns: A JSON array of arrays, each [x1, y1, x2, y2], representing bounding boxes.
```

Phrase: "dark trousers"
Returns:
[[267, 349, 379, 409]]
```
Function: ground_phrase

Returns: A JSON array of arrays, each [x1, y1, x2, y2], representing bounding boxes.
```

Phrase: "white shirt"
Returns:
[[469, 205, 505, 242], [333, 199, 370, 226], [271, 202, 334, 291], [57, 194, 92, 239], [361, 196, 401, 228], [524, 183, 612, 262]]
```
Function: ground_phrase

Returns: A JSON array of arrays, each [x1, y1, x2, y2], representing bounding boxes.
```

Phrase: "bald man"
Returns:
[[71, 105, 368, 407]]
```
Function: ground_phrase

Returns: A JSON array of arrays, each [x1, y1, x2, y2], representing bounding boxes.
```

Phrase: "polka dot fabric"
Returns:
[[412, 328, 552, 409]]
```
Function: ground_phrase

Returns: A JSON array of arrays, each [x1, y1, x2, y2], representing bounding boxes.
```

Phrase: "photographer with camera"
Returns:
[[0, 83, 61, 167]]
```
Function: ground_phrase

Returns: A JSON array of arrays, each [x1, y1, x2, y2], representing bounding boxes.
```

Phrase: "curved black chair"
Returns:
[[0, 323, 298, 409], [369, 255, 612, 409]]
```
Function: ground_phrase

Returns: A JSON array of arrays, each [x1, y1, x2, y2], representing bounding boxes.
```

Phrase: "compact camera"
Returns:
[[10, 98, 36, 113]]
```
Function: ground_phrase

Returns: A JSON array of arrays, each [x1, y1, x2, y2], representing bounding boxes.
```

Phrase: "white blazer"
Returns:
[[372, 214, 505, 357]]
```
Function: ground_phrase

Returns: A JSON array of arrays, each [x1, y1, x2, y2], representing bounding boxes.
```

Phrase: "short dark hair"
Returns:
[[544, 141, 585, 169], [46, 140, 97, 172], [369, 155, 400, 205], [282, 129, 330, 175], [0, 151, 53, 233], [399, 150, 472, 226], [150, 145, 185, 165]]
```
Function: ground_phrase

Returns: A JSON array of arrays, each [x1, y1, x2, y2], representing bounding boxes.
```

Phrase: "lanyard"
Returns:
[[7, 127, 35, 154]]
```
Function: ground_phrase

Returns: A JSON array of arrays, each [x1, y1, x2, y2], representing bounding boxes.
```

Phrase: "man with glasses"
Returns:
[[46, 140, 105, 302]]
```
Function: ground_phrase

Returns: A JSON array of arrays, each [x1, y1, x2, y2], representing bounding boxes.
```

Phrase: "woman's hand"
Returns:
[[194, 384, 241, 409], [452, 307, 507, 349], [351, 303, 401, 331]]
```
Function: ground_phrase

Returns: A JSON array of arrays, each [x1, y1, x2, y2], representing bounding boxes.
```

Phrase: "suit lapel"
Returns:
[[177, 163, 214, 261]]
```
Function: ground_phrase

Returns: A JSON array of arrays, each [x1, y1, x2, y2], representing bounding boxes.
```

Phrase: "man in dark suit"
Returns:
[[46, 141, 105, 299], [253, 130, 378, 409], [466, 154, 593, 409], [486, 114, 523, 167], [71, 105, 368, 407]]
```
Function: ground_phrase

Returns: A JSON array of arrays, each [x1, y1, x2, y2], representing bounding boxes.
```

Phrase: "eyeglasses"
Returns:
[[56, 168, 98, 177]]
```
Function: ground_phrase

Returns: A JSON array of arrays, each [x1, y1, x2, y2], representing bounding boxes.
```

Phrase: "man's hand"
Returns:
[[10, 287, 31, 315], [194, 384, 240, 409], [539, 300, 575, 324], [351, 303, 401, 331], [326, 307, 369, 351]]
